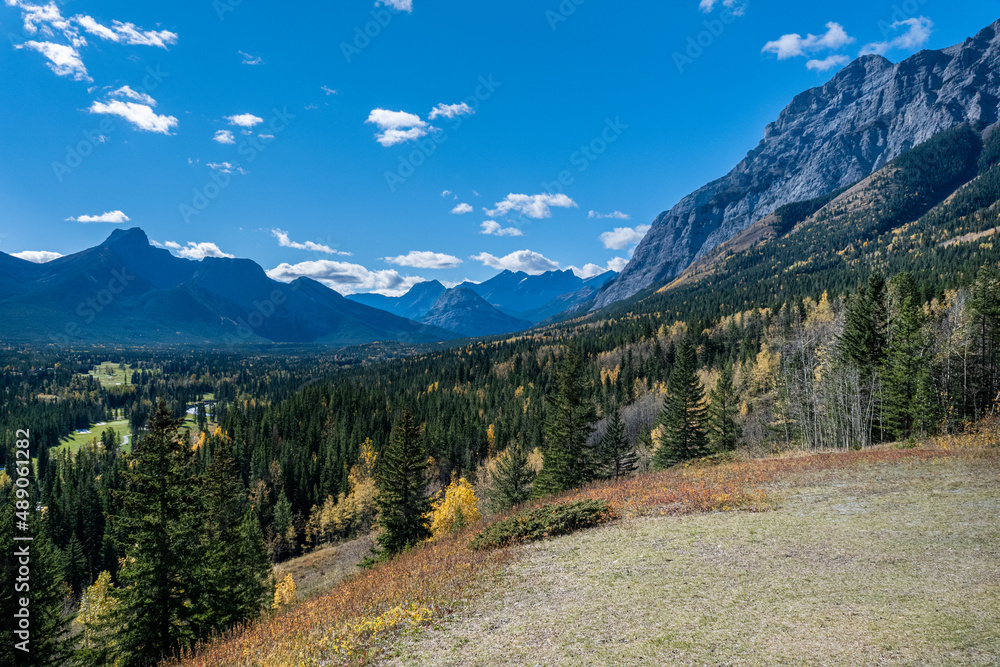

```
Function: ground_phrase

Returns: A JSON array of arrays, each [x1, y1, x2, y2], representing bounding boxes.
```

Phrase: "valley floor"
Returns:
[[383, 451, 1000, 666]]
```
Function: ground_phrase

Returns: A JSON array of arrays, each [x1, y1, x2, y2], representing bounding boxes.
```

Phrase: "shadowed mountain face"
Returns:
[[419, 288, 531, 338], [0, 228, 455, 346], [349, 269, 616, 327], [595, 19, 1000, 308]]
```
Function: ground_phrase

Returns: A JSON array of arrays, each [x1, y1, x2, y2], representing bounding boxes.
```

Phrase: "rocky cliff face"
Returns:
[[594, 18, 1000, 308]]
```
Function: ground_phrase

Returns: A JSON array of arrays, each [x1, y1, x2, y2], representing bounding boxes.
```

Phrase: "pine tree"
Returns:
[[707, 364, 741, 452], [884, 274, 930, 439], [375, 409, 432, 555], [533, 343, 599, 496], [655, 336, 708, 468], [597, 406, 637, 480], [112, 400, 204, 667], [839, 273, 888, 368], [486, 441, 536, 512], [200, 438, 272, 634], [970, 265, 1000, 415]]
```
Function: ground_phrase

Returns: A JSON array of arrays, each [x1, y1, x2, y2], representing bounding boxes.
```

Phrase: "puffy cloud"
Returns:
[[365, 108, 429, 147], [12, 250, 62, 263], [698, 0, 746, 16], [89, 99, 178, 134], [599, 225, 651, 250], [375, 0, 412, 12], [74, 15, 177, 48], [471, 250, 560, 275], [588, 210, 631, 220], [213, 129, 236, 144], [266, 259, 424, 296], [238, 50, 263, 65], [17, 41, 89, 81], [806, 54, 850, 72], [225, 113, 264, 128], [451, 203, 473, 215], [167, 242, 234, 260], [271, 228, 350, 256], [762, 22, 854, 60], [428, 102, 474, 120], [485, 193, 578, 219], [606, 257, 628, 272], [480, 220, 523, 237], [109, 85, 156, 106], [383, 251, 463, 269], [66, 210, 130, 223], [861, 17, 933, 56], [206, 162, 247, 175]]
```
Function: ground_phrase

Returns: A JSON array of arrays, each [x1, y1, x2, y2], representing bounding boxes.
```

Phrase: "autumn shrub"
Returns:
[[469, 499, 614, 550], [426, 476, 481, 538]]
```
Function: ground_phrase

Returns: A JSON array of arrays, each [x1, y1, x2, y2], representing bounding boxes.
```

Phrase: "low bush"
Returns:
[[469, 499, 615, 550]]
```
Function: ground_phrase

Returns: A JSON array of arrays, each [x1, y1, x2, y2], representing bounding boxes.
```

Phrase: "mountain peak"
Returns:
[[101, 227, 150, 247]]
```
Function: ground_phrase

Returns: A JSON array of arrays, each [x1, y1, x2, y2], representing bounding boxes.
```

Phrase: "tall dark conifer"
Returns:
[[533, 343, 598, 496], [655, 336, 708, 468], [375, 409, 432, 555], [597, 406, 637, 480], [707, 364, 741, 452], [884, 274, 931, 439]]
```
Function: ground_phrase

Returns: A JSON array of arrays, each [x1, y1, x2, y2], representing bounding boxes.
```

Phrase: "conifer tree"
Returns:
[[597, 406, 637, 479], [655, 336, 708, 468], [486, 440, 536, 512], [375, 409, 432, 555], [707, 364, 741, 452], [112, 400, 204, 667], [884, 274, 930, 439], [839, 273, 888, 368], [533, 343, 598, 496]]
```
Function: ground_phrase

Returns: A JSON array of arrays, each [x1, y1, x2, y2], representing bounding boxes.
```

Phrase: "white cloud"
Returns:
[[600, 225, 651, 250], [238, 50, 263, 65], [606, 257, 628, 272], [698, 0, 746, 16], [109, 85, 156, 106], [89, 100, 178, 134], [17, 41, 89, 81], [321, 85, 338, 95], [806, 54, 851, 72], [266, 259, 424, 296], [165, 242, 234, 260], [206, 162, 247, 175], [365, 108, 429, 147], [428, 102, 474, 120], [213, 129, 236, 144], [480, 220, 523, 237], [66, 210, 130, 223], [861, 17, 933, 56], [485, 193, 578, 219], [271, 229, 350, 256], [383, 251, 463, 269], [588, 210, 631, 220], [74, 15, 177, 48], [225, 113, 264, 128], [375, 0, 413, 12], [441, 190, 453, 198], [568, 257, 628, 278], [451, 203, 473, 215], [12, 250, 62, 263], [762, 22, 855, 60], [471, 250, 560, 275]]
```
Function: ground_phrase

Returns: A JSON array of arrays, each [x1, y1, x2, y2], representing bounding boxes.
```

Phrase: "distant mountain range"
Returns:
[[595, 18, 1000, 308], [349, 269, 614, 325], [0, 228, 454, 346]]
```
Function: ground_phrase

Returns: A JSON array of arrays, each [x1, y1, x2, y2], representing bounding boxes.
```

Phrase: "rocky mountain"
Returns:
[[0, 228, 455, 346], [352, 269, 616, 327], [419, 288, 531, 338], [595, 18, 1000, 308]]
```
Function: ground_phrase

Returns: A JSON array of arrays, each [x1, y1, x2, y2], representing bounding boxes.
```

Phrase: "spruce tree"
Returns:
[[839, 273, 888, 368], [533, 343, 598, 496], [884, 274, 930, 439], [486, 441, 536, 512], [707, 364, 741, 453], [112, 400, 204, 667], [200, 438, 272, 634], [655, 336, 708, 468], [597, 406, 637, 480], [375, 409, 432, 555]]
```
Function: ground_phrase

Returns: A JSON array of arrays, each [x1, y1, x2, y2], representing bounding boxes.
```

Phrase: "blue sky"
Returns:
[[1, 0, 997, 295]]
